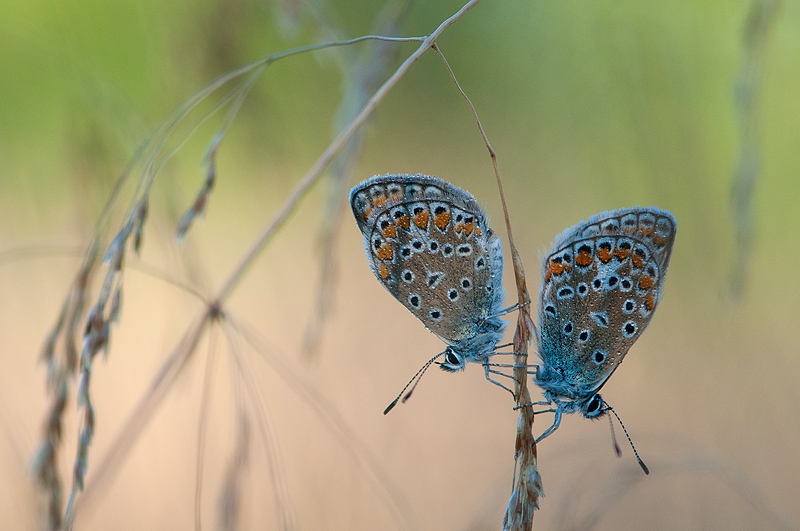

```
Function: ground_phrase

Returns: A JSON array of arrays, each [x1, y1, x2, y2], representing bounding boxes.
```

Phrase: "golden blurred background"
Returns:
[[1, 0, 798, 529]]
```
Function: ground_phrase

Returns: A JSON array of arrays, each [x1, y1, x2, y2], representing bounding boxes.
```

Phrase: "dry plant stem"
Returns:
[[194, 327, 220, 531], [217, 413, 251, 531], [65, 312, 211, 529], [224, 325, 295, 530], [62, 2, 483, 527], [303, 4, 407, 358], [730, 0, 782, 302], [431, 43, 541, 529], [36, 243, 98, 531], [217, 334, 254, 531], [227, 316, 416, 531], [215, 0, 482, 303]]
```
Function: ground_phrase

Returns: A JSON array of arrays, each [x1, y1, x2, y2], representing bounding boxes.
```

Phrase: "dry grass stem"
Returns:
[[217, 413, 251, 531], [302, 1, 408, 359], [224, 324, 296, 530], [730, 0, 782, 301], [41, 2, 485, 527], [431, 42, 541, 529], [229, 316, 416, 531], [194, 326, 220, 531]]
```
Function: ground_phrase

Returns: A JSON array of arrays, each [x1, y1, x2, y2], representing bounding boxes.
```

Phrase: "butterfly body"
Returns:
[[350, 174, 506, 374], [533, 207, 677, 441]]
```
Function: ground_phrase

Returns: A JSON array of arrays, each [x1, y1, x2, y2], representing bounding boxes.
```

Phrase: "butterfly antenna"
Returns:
[[607, 413, 622, 457], [605, 403, 649, 475], [383, 351, 445, 415]]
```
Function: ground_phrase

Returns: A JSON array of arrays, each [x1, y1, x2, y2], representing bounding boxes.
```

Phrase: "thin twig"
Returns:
[[730, 0, 782, 302], [61, 2, 483, 526], [213, 0, 482, 304], [431, 42, 540, 529]]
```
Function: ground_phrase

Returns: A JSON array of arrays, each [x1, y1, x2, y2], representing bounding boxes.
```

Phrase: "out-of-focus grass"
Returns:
[[1, 1, 799, 529]]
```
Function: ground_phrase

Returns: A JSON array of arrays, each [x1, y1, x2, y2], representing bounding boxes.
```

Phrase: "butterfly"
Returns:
[[531, 207, 676, 471], [350, 174, 509, 412]]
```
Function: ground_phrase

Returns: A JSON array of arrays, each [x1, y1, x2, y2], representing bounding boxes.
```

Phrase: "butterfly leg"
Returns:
[[489, 299, 532, 318], [534, 405, 562, 444], [483, 361, 517, 397]]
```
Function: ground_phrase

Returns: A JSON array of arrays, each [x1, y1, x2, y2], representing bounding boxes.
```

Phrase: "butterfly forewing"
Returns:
[[351, 174, 500, 345], [538, 207, 676, 392]]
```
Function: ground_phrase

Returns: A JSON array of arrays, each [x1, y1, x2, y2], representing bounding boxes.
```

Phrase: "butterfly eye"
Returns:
[[585, 394, 603, 417], [444, 350, 461, 367]]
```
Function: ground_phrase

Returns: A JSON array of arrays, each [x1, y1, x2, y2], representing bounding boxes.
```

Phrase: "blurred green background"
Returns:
[[1, 0, 799, 529]]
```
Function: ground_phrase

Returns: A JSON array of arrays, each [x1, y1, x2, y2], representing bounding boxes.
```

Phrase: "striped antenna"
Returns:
[[383, 351, 445, 414], [605, 402, 649, 475]]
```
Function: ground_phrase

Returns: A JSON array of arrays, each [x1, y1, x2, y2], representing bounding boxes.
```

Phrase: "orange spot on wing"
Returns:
[[639, 275, 654, 290], [597, 248, 612, 263], [545, 268, 552, 282], [396, 215, 410, 230], [639, 226, 653, 237], [376, 243, 393, 260], [413, 211, 429, 229], [373, 196, 387, 208], [475, 227, 482, 237], [615, 248, 630, 260], [632, 253, 645, 268], [549, 261, 567, 276], [381, 225, 396, 239], [454, 223, 464, 233], [652, 235, 667, 246], [434, 211, 451, 231], [576, 249, 592, 267], [463, 221, 475, 235], [645, 292, 655, 311], [379, 264, 389, 279]]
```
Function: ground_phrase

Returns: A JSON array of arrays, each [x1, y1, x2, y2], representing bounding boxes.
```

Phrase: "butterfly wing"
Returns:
[[537, 207, 676, 396], [350, 174, 503, 346]]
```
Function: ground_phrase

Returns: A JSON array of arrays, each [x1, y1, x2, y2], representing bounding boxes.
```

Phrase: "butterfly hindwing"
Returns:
[[350, 174, 503, 346], [538, 207, 676, 393]]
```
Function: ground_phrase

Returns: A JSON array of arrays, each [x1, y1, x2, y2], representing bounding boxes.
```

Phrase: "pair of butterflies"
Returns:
[[350, 174, 676, 467]]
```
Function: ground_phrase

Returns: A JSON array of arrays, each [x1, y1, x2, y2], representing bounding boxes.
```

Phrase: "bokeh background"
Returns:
[[1, 0, 799, 529]]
